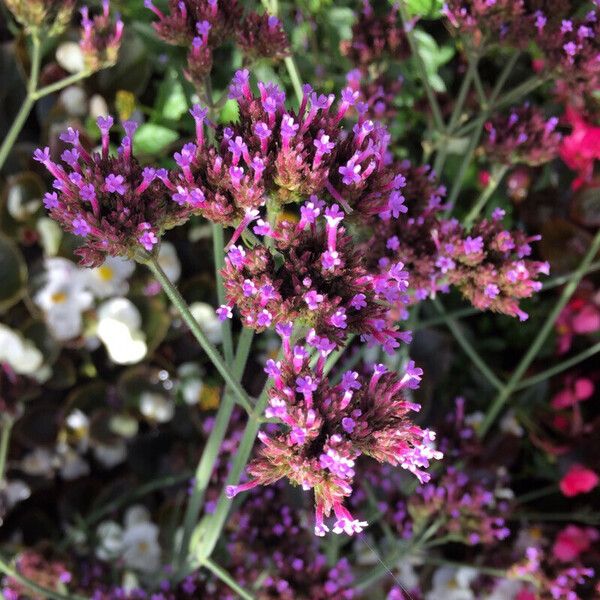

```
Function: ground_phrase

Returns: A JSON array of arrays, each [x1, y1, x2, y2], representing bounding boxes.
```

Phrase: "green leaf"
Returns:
[[326, 7, 355, 40], [218, 99, 239, 125], [156, 71, 188, 121], [133, 123, 179, 155], [413, 29, 455, 92], [406, 0, 444, 18]]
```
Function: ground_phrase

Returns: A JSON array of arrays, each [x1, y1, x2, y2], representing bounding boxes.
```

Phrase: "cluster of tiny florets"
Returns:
[[219, 201, 411, 350], [145, 0, 289, 87], [483, 104, 562, 166], [169, 70, 407, 230], [79, 0, 124, 71], [372, 162, 548, 320], [226, 325, 442, 537], [3, 0, 74, 36], [34, 118, 190, 267]]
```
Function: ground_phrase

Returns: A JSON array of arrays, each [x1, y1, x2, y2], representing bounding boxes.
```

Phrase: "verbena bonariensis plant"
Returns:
[[2, 0, 600, 597]]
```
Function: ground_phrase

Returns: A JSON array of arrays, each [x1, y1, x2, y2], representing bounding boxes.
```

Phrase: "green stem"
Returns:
[[0, 418, 14, 484], [422, 557, 531, 581], [413, 306, 479, 331], [284, 56, 304, 105], [479, 228, 600, 437], [515, 340, 600, 391], [144, 254, 254, 415], [433, 298, 503, 390], [444, 115, 485, 214], [398, 2, 445, 133], [202, 557, 255, 600], [212, 224, 234, 364], [0, 34, 41, 171], [515, 483, 557, 504], [543, 260, 600, 291], [193, 383, 272, 563], [464, 164, 509, 227], [31, 69, 92, 100], [176, 328, 253, 571]]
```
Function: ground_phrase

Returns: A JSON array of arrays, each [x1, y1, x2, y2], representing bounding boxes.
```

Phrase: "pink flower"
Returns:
[[559, 107, 600, 189], [552, 525, 599, 562], [551, 377, 594, 409], [560, 464, 599, 497]]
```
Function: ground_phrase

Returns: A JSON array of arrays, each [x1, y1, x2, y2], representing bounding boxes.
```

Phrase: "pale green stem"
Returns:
[[479, 228, 600, 437], [464, 164, 509, 227], [202, 557, 255, 600], [31, 69, 92, 100], [192, 385, 270, 563], [284, 56, 304, 105], [515, 340, 600, 391], [414, 306, 479, 331], [144, 254, 254, 414], [433, 298, 504, 390], [423, 556, 533, 582], [212, 224, 234, 364], [543, 260, 600, 291], [515, 483, 557, 504], [0, 419, 14, 484], [176, 327, 254, 572], [0, 34, 41, 170], [398, 2, 445, 133]]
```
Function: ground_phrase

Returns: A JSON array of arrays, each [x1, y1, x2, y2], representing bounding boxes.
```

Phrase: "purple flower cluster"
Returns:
[[484, 104, 562, 166], [169, 71, 406, 226], [79, 0, 124, 71], [373, 163, 549, 320], [34, 118, 191, 267], [220, 201, 410, 350], [145, 0, 289, 87], [226, 325, 442, 536], [340, 0, 409, 66]]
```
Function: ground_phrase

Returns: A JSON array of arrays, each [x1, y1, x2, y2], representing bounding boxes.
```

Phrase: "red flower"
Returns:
[[551, 377, 594, 409], [552, 525, 598, 562], [559, 464, 599, 497], [559, 107, 600, 189]]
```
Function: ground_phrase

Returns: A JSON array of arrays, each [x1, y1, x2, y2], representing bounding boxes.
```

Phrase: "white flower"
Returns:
[[500, 411, 524, 437], [3, 480, 31, 509], [0, 324, 44, 376], [96, 521, 124, 561], [34, 258, 93, 341], [157, 242, 181, 283], [93, 442, 127, 468], [84, 256, 135, 298], [55, 41, 85, 73], [486, 579, 522, 600], [60, 86, 87, 117], [20, 448, 55, 477], [96, 298, 147, 365], [177, 363, 204, 405], [58, 448, 90, 480], [139, 391, 174, 423], [121, 521, 161, 573], [426, 566, 478, 600], [190, 302, 222, 344]]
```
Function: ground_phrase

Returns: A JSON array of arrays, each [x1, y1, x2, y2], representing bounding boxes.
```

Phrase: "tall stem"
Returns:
[[202, 558, 255, 600], [144, 255, 254, 414], [176, 327, 253, 572], [0, 418, 14, 484], [480, 228, 600, 436], [433, 299, 503, 391], [0, 34, 41, 170], [464, 164, 509, 227]]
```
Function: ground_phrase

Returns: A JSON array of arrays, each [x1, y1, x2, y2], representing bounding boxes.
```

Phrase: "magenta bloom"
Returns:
[[169, 71, 406, 228], [34, 118, 190, 267], [226, 326, 441, 536], [220, 199, 411, 351], [79, 0, 123, 71]]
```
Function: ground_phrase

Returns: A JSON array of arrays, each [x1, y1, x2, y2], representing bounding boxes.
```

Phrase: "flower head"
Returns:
[[35, 118, 190, 267], [79, 0, 124, 71]]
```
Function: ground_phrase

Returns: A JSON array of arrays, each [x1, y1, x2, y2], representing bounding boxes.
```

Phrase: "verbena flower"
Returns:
[[34, 117, 190, 267], [79, 0, 124, 71], [373, 163, 548, 320], [483, 104, 561, 166], [226, 326, 441, 536], [145, 0, 289, 88], [220, 201, 411, 351], [340, 0, 409, 66], [170, 71, 406, 229]]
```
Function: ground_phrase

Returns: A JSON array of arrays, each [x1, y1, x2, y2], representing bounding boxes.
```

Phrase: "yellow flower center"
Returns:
[[98, 265, 114, 281], [51, 291, 68, 304]]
